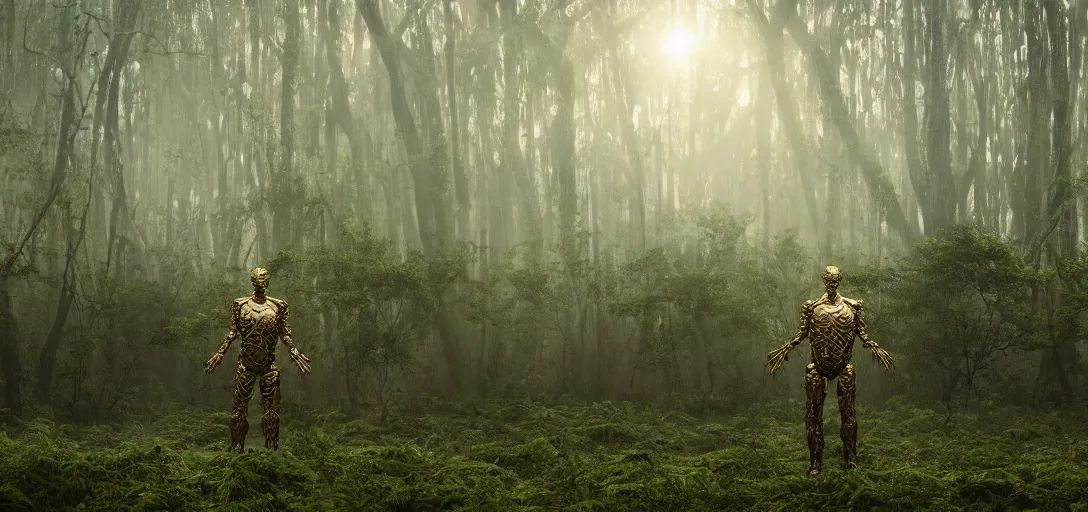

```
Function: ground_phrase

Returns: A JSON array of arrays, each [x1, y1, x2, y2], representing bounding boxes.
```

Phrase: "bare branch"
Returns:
[[21, 8, 67, 76], [394, 0, 437, 38], [126, 29, 207, 57]]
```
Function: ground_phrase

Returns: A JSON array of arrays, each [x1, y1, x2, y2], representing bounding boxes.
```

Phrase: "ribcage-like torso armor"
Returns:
[[807, 296, 859, 378], [224, 297, 293, 373]]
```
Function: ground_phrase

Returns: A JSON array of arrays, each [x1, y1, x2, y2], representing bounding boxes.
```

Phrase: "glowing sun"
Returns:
[[665, 28, 695, 60]]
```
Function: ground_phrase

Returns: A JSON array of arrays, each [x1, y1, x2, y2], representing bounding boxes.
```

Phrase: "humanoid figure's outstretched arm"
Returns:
[[205, 301, 241, 373], [768, 301, 813, 374], [853, 300, 892, 370], [278, 301, 312, 374]]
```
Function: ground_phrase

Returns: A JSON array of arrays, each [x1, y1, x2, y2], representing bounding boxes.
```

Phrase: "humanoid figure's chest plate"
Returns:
[[239, 299, 280, 334], [811, 301, 855, 331], [807, 297, 859, 377]]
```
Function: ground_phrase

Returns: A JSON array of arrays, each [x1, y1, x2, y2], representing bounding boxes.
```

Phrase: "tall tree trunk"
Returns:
[[247, 0, 269, 262], [602, 1, 647, 253], [780, 0, 920, 245], [1, 0, 13, 97], [206, 2, 231, 265], [756, 57, 773, 247], [0, 277, 20, 414], [519, 19, 577, 259], [749, 1, 823, 246], [326, 0, 372, 221], [967, 75, 988, 224], [1024, 2, 1049, 251], [498, 0, 540, 261], [2, 5, 85, 413], [901, 0, 927, 231], [923, 0, 955, 236], [274, 0, 301, 255], [103, 0, 141, 277], [443, 0, 470, 238], [1043, 0, 1078, 405], [1044, 0, 1075, 259], [357, 0, 462, 393], [413, 14, 455, 250], [357, 0, 442, 253], [36, 177, 92, 403]]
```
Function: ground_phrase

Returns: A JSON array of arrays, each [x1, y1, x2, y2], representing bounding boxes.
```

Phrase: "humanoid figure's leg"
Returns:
[[837, 363, 858, 469], [259, 365, 282, 449], [804, 363, 828, 476], [230, 363, 258, 453]]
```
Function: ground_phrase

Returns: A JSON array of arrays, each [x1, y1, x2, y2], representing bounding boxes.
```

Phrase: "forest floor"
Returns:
[[1, 398, 1087, 511]]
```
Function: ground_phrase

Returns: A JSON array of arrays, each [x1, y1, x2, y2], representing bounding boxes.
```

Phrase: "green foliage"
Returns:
[[2, 402, 1087, 510], [280, 227, 473, 412], [159, 266, 243, 363], [875, 225, 1042, 409], [605, 204, 780, 402]]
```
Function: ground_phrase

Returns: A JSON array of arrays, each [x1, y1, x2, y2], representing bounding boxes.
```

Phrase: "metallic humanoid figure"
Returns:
[[767, 266, 892, 477], [204, 267, 312, 452]]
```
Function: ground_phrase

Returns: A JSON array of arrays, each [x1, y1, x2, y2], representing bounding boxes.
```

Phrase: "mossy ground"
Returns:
[[2, 399, 1087, 511]]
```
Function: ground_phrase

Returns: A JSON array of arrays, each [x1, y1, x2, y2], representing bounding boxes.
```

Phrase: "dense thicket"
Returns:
[[0, 0, 1086, 424]]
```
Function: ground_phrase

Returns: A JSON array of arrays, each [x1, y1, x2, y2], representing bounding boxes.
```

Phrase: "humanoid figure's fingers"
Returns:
[[204, 354, 222, 373], [871, 348, 892, 370], [767, 348, 789, 375], [292, 352, 312, 374], [881, 352, 893, 370]]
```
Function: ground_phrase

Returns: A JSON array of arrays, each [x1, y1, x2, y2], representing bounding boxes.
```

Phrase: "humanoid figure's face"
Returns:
[[822, 266, 842, 295], [251, 267, 270, 294]]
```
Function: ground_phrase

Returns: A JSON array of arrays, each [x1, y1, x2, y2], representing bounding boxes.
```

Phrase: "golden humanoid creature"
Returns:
[[204, 267, 312, 452], [767, 266, 892, 477]]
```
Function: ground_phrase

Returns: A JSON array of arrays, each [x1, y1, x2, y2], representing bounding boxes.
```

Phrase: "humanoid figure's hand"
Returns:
[[289, 347, 312, 374], [767, 343, 793, 375], [204, 352, 224, 373], [869, 346, 892, 370]]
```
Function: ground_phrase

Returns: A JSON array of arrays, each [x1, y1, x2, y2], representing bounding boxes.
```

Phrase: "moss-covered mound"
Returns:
[[2, 400, 1087, 511]]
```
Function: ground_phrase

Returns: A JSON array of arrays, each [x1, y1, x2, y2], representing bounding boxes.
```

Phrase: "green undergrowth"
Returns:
[[2, 399, 1087, 511]]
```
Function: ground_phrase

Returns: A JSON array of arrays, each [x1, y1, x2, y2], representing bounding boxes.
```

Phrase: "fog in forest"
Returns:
[[1, 0, 1087, 509]]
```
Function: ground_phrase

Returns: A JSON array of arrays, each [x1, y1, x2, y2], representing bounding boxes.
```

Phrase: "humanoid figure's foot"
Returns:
[[844, 459, 857, 470], [807, 464, 822, 477], [230, 442, 245, 454]]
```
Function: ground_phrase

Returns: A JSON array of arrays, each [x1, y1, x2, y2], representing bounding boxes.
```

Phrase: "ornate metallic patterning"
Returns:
[[767, 266, 891, 477], [205, 267, 312, 453]]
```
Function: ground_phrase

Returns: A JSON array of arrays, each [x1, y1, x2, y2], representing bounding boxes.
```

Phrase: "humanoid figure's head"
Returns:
[[822, 266, 842, 295], [251, 267, 270, 295]]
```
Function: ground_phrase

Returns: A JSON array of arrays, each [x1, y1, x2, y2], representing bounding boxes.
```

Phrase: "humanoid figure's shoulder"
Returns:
[[842, 297, 863, 309], [267, 296, 288, 309], [232, 297, 249, 306], [802, 299, 816, 311]]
